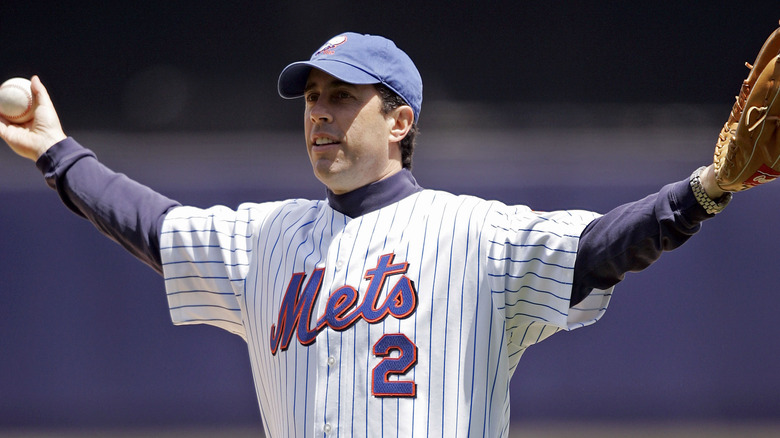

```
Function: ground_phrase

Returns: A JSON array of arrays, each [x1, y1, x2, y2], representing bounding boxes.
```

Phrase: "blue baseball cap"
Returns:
[[278, 32, 423, 121]]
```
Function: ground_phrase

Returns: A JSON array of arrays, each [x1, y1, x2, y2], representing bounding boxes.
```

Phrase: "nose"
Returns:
[[309, 100, 332, 124]]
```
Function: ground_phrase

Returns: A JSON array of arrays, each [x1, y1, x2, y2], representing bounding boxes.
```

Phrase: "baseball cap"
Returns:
[[278, 32, 423, 121]]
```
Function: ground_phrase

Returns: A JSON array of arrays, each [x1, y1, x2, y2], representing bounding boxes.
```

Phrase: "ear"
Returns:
[[387, 105, 414, 144]]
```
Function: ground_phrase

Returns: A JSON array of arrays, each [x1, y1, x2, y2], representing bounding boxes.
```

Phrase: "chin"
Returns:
[[317, 173, 361, 194], [313, 167, 342, 189]]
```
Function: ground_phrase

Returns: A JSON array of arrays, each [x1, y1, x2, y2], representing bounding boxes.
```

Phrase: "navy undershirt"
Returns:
[[326, 169, 423, 218], [37, 137, 715, 307]]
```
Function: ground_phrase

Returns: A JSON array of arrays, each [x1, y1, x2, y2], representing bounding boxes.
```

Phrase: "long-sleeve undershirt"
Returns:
[[36, 137, 715, 306]]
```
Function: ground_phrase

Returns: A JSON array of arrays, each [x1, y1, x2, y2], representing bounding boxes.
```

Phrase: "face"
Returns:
[[303, 69, 403, 194]]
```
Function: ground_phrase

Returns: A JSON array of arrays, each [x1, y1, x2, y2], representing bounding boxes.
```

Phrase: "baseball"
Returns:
[[0, 77, 34, 124]]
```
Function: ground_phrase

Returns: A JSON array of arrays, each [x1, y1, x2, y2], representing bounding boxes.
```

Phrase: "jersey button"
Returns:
[[323, 423, 332, 434], [327, 355, 336, 366], [335, 260, 344, 271]]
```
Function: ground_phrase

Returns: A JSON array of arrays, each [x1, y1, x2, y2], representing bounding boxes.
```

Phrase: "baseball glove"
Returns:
[[713, 22, 780, 191]]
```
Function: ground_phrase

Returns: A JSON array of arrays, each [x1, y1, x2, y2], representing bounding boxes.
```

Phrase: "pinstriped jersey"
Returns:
[[160, 189, 613, 438]]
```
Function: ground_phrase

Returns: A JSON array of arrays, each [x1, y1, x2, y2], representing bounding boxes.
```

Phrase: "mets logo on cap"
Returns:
[[314, 35, 348, 56]]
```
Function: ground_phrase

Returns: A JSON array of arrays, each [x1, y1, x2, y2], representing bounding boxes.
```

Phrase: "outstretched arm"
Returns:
[[0, 77, 180, 275], [36, 138, 180, 274], [571, 170, 721, 306]]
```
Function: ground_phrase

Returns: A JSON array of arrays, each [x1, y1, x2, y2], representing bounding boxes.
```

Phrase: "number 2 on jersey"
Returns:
[[372, 334, 418, 397]]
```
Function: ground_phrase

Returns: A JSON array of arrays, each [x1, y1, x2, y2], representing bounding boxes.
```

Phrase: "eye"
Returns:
[[305, 93, 319, 103], [333, 90, 354, 101]]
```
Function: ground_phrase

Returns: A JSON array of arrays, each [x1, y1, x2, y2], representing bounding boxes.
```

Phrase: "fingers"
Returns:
[[29, 75, 66, 146], [0, 115, 9, 138], [30, 75, 54, 109], [700, 164, 727, 199]]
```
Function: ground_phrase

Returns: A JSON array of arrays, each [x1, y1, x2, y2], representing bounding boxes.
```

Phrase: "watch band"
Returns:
[[690, 166, 732, 214]]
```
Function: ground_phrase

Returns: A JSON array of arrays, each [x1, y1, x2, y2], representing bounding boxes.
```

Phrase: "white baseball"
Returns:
[[0, 77, 34, 124]]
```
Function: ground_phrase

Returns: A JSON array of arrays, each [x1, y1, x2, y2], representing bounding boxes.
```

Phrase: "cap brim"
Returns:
[[278, 60, 381, 98]]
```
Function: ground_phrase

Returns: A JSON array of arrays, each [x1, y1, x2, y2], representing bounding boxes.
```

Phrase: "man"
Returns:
[[0, 32, 731, 437]]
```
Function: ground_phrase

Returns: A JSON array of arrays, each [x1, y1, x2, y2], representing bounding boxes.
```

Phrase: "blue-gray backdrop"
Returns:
[[1, 1, 780, 431]]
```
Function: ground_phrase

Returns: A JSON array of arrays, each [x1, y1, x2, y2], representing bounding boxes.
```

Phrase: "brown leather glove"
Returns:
[[714, 22, 780, 191]]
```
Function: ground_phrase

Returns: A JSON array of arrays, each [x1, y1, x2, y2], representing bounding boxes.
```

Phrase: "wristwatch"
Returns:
[[690, 166, 732, 214]]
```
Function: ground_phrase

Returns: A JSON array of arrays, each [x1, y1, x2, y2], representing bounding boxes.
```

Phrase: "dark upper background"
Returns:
[[2, 1, 778, 132]]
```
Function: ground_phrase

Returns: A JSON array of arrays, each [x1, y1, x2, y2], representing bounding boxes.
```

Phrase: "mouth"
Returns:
[[311, 135, 341, 150]]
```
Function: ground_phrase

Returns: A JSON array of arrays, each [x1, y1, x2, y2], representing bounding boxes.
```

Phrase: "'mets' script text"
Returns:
[[269, 253, 418, 354]]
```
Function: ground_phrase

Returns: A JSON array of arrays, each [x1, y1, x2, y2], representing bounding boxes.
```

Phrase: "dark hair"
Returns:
[[374, 83, 419, 170]]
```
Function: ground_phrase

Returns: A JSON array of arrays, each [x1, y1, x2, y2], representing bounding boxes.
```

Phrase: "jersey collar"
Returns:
[[327, 169, 423, 218]]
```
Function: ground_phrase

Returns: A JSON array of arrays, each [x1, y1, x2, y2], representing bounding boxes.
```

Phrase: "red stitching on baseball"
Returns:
[[0, 83, 33, 120]]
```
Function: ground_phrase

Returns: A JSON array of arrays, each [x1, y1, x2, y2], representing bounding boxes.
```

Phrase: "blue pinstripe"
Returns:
[[487, 318, 505, 433], [489, 256, 574, 270], [410, 192, 433, 438], [425, 200, 446, 438], [465, 205, 491, 437], [453, 201, 476, 438], [321, 213, 347, 438], [255, 204, 300, 438], [287, 213, 319, 438], [488, 240, 577, 254]]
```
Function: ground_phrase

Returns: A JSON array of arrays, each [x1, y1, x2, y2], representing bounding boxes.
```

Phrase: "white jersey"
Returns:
[[160, 189, 613, 437]]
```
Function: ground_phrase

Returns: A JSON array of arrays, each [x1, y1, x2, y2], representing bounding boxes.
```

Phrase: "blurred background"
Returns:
[[2, 1, 780, 436]]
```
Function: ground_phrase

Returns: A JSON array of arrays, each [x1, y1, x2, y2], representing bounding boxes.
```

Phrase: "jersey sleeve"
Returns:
[[160, 204, 262, 339], [487, 206, 612, 368]]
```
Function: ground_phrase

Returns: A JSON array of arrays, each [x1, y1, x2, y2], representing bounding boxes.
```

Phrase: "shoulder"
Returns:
[[236, 198, 326, 216], [409, 189, 523, 236], [167, 198, 324, 216], [416, 188, 529, 218], [164, 198, 327, 229], [416, 190, 601, 243], [416, 188, 505, 208]]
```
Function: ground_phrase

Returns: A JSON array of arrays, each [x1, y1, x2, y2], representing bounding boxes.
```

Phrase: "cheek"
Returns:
[[303, 112, 313, 137], [348, 115, 391, 155]]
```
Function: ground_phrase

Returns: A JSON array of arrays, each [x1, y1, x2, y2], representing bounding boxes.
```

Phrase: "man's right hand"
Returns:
[[0, 76, 67, 161]]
